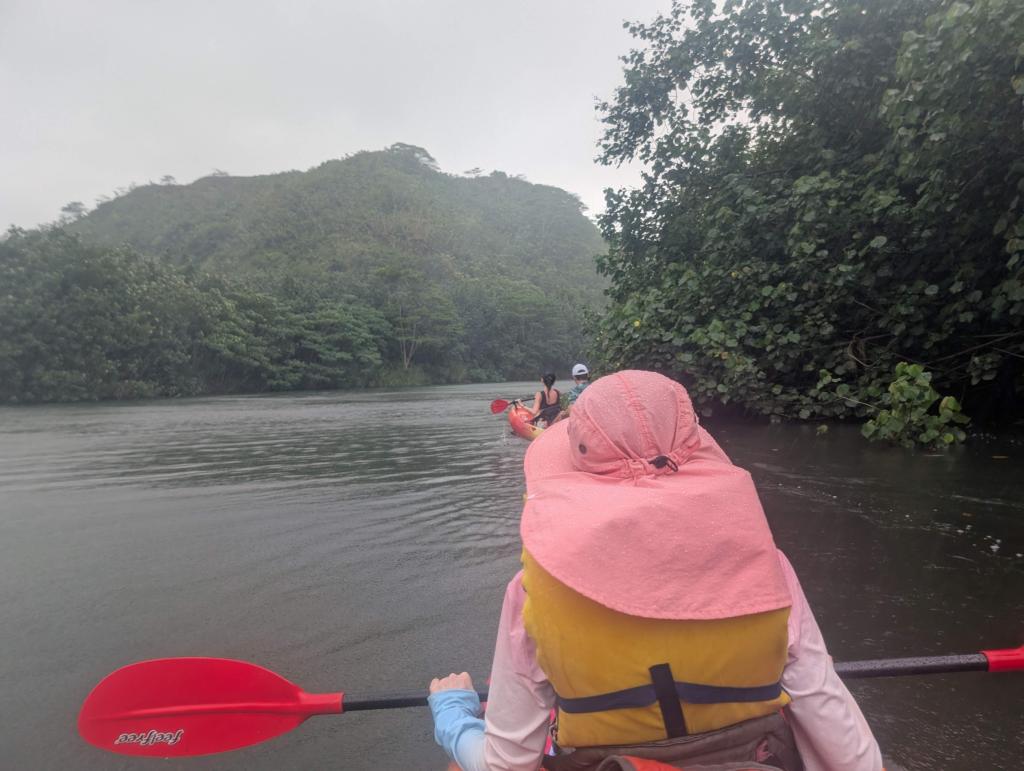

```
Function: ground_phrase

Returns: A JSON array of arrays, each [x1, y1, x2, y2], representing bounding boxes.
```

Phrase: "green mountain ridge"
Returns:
[[1, 144, 605, 403], [71, 144, 605, 293]]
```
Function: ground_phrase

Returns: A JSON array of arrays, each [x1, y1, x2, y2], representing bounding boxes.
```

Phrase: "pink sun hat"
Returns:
[[521, 370, 790, 621]]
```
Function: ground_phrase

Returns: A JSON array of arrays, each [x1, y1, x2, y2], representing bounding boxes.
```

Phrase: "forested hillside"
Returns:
[[2, 145, 605, 403]]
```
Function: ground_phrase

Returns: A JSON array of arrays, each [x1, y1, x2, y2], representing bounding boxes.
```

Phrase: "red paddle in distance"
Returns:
[[80, 647, 1024, 758], [490, 397, 532, 414]]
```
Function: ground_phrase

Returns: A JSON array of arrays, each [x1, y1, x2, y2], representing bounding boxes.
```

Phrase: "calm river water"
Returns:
[[1, 383, 1022, 770]]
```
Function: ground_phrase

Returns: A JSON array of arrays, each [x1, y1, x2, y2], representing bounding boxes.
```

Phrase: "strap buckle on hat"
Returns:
[[648, 455, 679, 473], [622, 453, 684, 480]]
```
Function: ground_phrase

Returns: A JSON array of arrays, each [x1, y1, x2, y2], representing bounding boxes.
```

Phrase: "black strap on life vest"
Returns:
[[555, 680, 782, 714], [554, 671, 784, 741], [649, 663, 687, 737]]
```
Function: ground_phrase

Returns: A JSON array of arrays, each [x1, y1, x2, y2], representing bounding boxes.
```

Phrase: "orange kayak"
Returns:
[[508, 404, 544, 441]]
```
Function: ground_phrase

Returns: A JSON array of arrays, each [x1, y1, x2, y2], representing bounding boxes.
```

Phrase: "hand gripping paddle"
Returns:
[[80, 648, 1024, 757]]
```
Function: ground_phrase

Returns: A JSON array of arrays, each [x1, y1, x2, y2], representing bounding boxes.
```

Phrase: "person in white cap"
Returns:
[[568, 363, 590, 405], [548, 363, 590, 425]]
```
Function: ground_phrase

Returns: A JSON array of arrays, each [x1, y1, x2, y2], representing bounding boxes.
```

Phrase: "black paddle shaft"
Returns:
[[835, 653, 988, 679], [343, 653, 990, 710], [343, 692, 486, 711]]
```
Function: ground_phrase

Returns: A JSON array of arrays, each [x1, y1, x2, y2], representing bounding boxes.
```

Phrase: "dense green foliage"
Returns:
[[3, 145, 604, 402], [595, 0, 1024, 437], [0, 229, 389, 401], [859, 362, 969, 448]]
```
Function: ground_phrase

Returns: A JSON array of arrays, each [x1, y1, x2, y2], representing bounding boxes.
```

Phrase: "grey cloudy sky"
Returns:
[[1, 0, 671, 229]]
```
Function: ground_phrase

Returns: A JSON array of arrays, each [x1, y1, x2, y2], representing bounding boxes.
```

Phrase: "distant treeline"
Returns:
[[1, 229, 386, 401], [2, 145, 605, 403]]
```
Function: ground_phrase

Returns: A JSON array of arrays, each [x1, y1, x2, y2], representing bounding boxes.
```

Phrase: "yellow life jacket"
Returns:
[[522, 550, 791, 749]]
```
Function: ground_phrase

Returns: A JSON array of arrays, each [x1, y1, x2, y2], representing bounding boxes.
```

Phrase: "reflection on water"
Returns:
[[0, 384, 1021, 770]]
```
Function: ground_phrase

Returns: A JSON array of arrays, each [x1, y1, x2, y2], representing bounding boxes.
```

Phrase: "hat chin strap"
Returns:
[[648, 455, 679, 473], [617, 425, 705, 480], [620, 452, 686, 479]]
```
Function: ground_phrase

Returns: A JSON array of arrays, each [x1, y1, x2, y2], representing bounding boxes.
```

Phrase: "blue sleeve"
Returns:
[[428, 689, 487, 771]]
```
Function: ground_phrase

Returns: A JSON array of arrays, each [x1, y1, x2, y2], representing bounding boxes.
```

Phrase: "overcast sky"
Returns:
[[1, 0, 671, 230]]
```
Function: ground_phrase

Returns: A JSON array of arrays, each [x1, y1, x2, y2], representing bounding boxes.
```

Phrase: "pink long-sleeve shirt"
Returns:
[[433, 550, 882, 771]]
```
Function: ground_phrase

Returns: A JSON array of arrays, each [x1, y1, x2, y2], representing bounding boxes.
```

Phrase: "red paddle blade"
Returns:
[[78, 657, 341, 757], [490, 399, 510, 414]]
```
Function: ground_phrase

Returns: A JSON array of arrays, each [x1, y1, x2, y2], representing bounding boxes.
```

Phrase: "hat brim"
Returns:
[[520, 419, 791, 621], [524, 419, 575, 490]]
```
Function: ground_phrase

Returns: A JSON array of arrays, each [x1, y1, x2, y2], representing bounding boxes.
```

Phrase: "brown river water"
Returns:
[[1, 383, 1022, 770]]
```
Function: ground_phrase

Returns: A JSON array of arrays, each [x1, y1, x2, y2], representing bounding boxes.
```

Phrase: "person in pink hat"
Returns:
[[428, 370, 882, 771]]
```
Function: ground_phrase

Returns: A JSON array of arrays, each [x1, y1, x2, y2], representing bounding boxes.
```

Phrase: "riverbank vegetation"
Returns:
[[594, 0, 1023, 443], [1, 145, 604, 403]]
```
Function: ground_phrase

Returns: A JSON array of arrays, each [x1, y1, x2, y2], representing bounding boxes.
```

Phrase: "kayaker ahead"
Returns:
[[527, 373, 561, 428], [550, 363, 590, 424], [428, 370, 882, 771], [567, 362, 590, 405]]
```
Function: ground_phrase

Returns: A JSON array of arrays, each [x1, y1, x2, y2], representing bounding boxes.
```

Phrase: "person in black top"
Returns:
[[528, 373, 561, 427]]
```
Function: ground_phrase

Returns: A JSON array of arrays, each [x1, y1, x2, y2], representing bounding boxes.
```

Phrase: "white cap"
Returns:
[[572, 363, 589, 377]]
